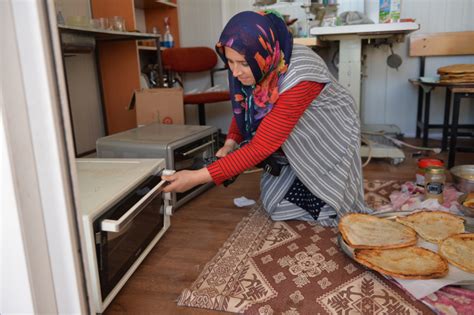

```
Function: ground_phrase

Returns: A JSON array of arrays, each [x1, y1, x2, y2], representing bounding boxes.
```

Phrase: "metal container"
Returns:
[[450, 165, 474, 193]]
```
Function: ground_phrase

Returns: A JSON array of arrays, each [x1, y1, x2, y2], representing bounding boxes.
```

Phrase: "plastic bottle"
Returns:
[[161, 17, 174, 48]]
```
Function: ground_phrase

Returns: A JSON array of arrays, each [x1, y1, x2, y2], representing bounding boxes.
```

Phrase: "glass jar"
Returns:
[[424, 166, 446, 203], [416, 158, 444, 187]]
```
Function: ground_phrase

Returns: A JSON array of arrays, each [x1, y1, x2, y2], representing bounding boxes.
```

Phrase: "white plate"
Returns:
[[338, 210, 474, 287], [419, 76, 440, 84]]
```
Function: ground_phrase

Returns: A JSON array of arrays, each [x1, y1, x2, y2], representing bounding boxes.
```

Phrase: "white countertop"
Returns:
[[310, 22, 419, 36], [76, 158, 165, 217]]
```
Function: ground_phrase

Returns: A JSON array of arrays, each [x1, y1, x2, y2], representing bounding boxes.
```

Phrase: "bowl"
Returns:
[[450, 165, 474, 193], [458, 193, 474, 217]]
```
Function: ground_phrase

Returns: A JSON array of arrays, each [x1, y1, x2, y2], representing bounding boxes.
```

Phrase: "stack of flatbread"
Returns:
[[437, 64, 474, 84], [339, 211, 473, 280]]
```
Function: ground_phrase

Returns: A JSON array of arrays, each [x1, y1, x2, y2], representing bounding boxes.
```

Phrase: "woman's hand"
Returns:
[[162, 168, 212, 193], [216, 139, 237, 157]]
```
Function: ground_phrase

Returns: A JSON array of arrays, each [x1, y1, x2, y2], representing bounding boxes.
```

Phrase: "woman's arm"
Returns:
[[163, 117, 241, 192], [208, 81, 324, 185], [163, 81, 324, 192], [216, 117, 242, 157]]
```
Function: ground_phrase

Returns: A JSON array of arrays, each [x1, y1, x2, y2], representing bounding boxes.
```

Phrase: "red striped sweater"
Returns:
[[207, 81, 324, 185]]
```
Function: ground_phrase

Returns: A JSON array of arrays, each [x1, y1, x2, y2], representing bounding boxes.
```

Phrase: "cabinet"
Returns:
[[59, 26, 161, 156], [90, 0, 180, 135]]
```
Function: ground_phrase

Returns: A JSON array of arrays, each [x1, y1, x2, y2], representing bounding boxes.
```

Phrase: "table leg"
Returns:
[[441, 88, 452, 151], [448, 93, 461, 168], [422, 90, 431, 147], [416, 86, 424, 138], [338, 37, 362, 113]]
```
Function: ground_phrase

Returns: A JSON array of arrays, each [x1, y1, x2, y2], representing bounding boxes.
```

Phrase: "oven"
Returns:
[[96, 123, 218, 209], [76, 158, 173, 313]]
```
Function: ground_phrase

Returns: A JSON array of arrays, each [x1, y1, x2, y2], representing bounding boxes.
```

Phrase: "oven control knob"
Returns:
[[165, 205, 173, 216]]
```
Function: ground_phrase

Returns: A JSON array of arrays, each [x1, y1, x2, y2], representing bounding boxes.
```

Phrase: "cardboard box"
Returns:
[[130, 88, 184, 126]]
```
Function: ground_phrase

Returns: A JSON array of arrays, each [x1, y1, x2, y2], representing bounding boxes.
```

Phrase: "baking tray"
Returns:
[[337, 210, 474, 286]]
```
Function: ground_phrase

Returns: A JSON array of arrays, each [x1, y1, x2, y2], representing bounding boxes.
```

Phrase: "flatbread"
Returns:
[[437, 64, 474, 74], [439, 78, 474, 84], [463, 192, 474, 208], [395, 211, 465, 243], [355, 246, 449, 279], [440, 74, 474, 80], [439, 233, 474, 273], [339, 214, 417, 249]]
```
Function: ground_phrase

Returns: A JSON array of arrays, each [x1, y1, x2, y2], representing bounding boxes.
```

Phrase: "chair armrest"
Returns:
[[211, 67, 228, 74], [210, 67, 228, 86]]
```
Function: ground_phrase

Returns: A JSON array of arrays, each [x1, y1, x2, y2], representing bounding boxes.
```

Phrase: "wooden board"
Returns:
[[91, 0, 137, 32], [97, 41, 141, 134], [409, 31, 474, 57]]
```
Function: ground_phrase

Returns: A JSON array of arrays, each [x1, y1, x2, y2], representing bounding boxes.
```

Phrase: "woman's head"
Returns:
[[224, 46, 256, 86], [216, 10, 293, 138], [216, 10, 292, 86]]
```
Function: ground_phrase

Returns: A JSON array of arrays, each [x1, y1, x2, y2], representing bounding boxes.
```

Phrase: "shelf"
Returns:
[[62, 44, 94, 54], [135, 0, 177, 9], [137, 45, 166, 51], [310, 22, 419, 37], [58, 25, 160, 42]]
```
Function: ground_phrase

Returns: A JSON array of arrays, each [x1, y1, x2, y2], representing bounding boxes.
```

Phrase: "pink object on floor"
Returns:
[[377, 181, 464, 214], [422, 286, 474, 315]]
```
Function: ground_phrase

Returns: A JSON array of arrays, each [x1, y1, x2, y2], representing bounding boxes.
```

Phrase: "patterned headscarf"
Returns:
[[216, 10, 293, 140]]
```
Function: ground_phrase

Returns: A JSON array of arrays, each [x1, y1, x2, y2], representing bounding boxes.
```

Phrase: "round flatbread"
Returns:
[[338, 214, 417, 249], [395, 211, 465, 243], [437, 64, 474, 74], [463, 192, 474, 208], [355, 246, 449, 279], [439, 233, 474, 274]]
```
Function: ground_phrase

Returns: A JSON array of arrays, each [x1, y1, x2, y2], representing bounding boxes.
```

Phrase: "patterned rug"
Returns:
[[177, 180, 436, 314], [363, 179, 402, 209]]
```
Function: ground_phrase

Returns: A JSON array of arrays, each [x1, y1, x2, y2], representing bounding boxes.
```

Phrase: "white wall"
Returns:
[[56, 0, 474, 141], [177, 0, 233, 132], [180, 0, 474, 137], [362, 0, 474, 137]]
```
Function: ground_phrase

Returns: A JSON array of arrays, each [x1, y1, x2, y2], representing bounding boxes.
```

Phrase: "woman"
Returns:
[[163, 10, 367, 226]]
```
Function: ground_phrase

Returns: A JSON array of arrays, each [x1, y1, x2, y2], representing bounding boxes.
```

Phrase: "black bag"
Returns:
[[256, 155, 282, 176]]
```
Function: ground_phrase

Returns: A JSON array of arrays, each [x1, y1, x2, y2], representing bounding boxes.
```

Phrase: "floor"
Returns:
[[104, 138, 473, 314]]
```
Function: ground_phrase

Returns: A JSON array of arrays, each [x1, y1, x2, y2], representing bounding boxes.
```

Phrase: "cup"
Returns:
[[98, 17, 110, 30], [110, 16, 126, 32], [90, 18, 101, 29]]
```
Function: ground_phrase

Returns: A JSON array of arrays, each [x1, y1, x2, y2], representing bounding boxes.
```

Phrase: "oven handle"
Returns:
[[181, 140, 215, 156], [101, 170, 175, 233]]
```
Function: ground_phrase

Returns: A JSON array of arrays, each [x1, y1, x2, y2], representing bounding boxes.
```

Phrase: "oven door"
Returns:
[[173, 132, 217, 204], [93, 174, 167, 300], [173, 133, 217, 171]]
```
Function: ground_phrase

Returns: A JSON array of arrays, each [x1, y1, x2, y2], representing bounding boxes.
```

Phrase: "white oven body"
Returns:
[[76, 158, 172, 313]]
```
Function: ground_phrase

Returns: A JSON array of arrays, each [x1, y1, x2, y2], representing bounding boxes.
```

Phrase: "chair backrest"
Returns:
[[162, 47, 218, 73], [409, 31, 474, 57]]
